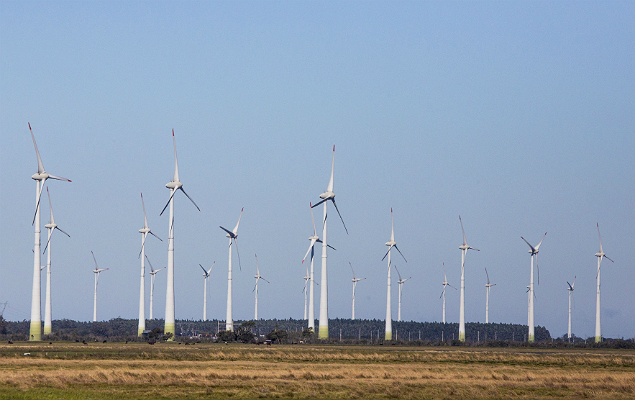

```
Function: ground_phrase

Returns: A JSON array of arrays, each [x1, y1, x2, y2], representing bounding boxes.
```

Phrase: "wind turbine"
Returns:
[[567, 276, 576, 342], [91, 251, 109, 322], [160, 129, 200, 340], [311, 145, 347, 339], [28, 123, 71, 341], [382, 208, 407, 340], [394, 264, 411, 322], [458, 216, 479, 342], [440, 263, 456, 324], [220, 207, 243, 331], [138, 193, 162, 336], [199, 262, 215, 321], [146, 255, 165, 320], [302, 203, 334, 330], [484, 268, 496, 324], [42, 187, 70, 335], [349, 262, 366, 320], [253, 254, 269, 320], [302, 263, 310, 321], [594, 223, 613, 343], [521, 232, 546, 343]]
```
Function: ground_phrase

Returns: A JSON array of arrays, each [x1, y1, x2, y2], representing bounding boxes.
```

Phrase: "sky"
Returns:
[[1, 1, 633, 340]]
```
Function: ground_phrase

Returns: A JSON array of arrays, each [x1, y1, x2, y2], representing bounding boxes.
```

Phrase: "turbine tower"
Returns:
[[253, 254, 269, 320], [302, 263, 310, 321], [521, 232, 546, 343], [458, 216, 479, 342], [440, 263, 456, 324], [28, 123, 71, 341], [302, 203, 335, 332], [199, 262, 214, 321], [381, 208, 407, 340], [138, 193, 162, 336], [146, 255, 165, 320], [220, 208, 243, 331], [160, 129, 200, 340], [567, 276, 576, 342], [349, 262, 366, 320], [394, 264, 411, 322], [594, 223, 613, 343], [484, 268, 496, 324], [91, 251, 109, 322], [42, 187, 70, 335], [311, 146, 347, 339]]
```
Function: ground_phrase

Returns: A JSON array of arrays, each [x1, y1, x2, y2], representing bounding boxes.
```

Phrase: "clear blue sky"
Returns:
[[1, 1, 633, 339]]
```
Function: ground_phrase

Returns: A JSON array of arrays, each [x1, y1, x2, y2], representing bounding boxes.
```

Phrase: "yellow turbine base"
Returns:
[[529, 334, 535, 343], [595, 336, 601, 343], [385, 331, 392, 341], [164, 323, 175, 341], [30, 321, 41, 341], [459, 332, 465, 342], [138, 327, 145, 337], [43, 325, 51, 335], [318, 325, 329, 339]]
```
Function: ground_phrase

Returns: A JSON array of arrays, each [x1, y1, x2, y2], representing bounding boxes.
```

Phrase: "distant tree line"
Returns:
[[0, 317, 633, 348]]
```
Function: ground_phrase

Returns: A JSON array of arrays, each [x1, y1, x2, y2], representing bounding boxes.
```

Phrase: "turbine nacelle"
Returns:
[[45, 222, 57, 230], [319, 191, 335, 200], [165, 181, 183, 190], [139, 227, 151, 234], [385, 240, 396, 247]]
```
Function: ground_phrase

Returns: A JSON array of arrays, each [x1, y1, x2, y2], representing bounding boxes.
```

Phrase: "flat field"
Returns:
[[0, 342, 633, 399]]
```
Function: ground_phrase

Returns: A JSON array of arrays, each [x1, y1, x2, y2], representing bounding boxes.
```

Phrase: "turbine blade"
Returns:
[[394, 264, 402, 281], [327, 243, 336, 251], [207, 261, 215, 275], [42, 234, 52, 254], [326, 145, 335, 193], [311, 198, 327, 208], [219, 226, 234, 236], [485, 268, 490, 284], [233, 238, 242, 271], [47, 174, 71, 182], [172, 129, 180, 182], [255, 253, 260, 276], [55, 226, 70, 237], [46, 187, 54, 224], [394, 245, 407, 263], [449, 284, 457, 290], [521, 236, 536, 253], [605, 255, 614, 263], [32, 181, 45, 225], [141, 193, 149, 229], [145, 254, 154, 271], [149, 231, 163, 241], [331, 198, 348, 234], [349, 262, 356, 278], [179, 187, 200, 211], [535, 232, 547, 251], [160, 189, 177, 216], [536, 254, 540, 285], [262, 277, 270, 284], [440, 289, 445, 299], [381, 246, 393, 261], [233, 208, 244, 234], [199, 264, 207, 275], [310, 202, 317, 236], [91, 251, 98, 269], [29, 123, 45, 174], [302, 239, 317, 263], [139, 233, 147, 259], [459, 215, 467, 246]]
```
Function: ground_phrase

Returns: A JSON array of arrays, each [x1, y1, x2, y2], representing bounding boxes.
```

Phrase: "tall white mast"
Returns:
[[521, 232, 546, 343], [567, 277, 575, 341], [349, 262, 365, 320], [382, 209, 406, 340], [138, 193, 161, 336], [28, 123, 71, 341], [220, 208, 243, 331], [594, 223, 613, 343], [91, 251, 108, 322], [458, 216, 479, 342]]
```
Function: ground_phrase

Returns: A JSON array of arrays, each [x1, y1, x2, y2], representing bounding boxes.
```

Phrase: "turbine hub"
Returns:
[[45, 223, 56, 229], [32, 172, 49, 181], [165, 181, 182, 189], [319, 191, 334, 200]]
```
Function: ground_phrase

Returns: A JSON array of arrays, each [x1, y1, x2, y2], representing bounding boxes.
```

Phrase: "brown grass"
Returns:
[[0, 343, 633, 399]]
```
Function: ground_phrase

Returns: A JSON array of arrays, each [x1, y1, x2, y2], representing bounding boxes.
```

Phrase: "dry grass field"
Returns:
[[0, 342, 633, 399]]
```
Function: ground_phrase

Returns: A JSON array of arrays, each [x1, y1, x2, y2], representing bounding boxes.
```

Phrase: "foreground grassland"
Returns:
[[0, 342, 633, 399]]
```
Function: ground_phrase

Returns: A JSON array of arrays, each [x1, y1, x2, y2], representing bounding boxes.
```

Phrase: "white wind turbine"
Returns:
[[349, 262, 366, 320], [302, 202, 334, 330], [311, 145, 348, 339], [253, 254, 269, 321], [394, 264, 411, 322], [484, 268, 496, 324], [138, 193, 162, 336], [160, 129, 200, 340], [145, 255, 165, 320], [199, 262, 215, 321], [302, 263, 310, 321], [382, 208, 407, 340], [521, 232, 546, 343], [458, 216, 479, 342], [91, 251, 109, 322], [28, 123, 71, 341], [440, 263, 456, 324], [594, 223, 613, 343], [567, 276, 576, 342], [42, 187, 70, 335], [219, 208, 243, 331]]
